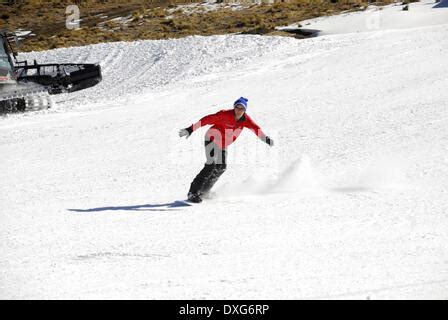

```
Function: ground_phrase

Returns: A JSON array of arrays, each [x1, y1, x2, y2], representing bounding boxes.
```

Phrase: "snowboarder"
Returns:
[[179, 97, 274, 203]]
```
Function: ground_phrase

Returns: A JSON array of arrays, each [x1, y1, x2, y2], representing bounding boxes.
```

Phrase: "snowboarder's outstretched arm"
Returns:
[[178, 110, 225, 138], [245, 116, 274, 147]]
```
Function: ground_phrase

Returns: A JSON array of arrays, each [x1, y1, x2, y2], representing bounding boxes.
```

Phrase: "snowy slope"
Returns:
[[285, 0, 448, 35], [1, 5, 448, 299], [15, 35, 296, 112]]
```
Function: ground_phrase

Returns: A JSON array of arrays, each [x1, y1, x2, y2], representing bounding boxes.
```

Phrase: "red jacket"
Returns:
[[191, 109, 267, 149]]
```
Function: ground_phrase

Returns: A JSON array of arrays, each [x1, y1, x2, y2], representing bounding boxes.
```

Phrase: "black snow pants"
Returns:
[[188, 139, 227, 197]]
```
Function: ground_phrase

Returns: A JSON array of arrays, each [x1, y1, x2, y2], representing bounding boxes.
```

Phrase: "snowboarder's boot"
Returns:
[[187, 192, 203, 203]]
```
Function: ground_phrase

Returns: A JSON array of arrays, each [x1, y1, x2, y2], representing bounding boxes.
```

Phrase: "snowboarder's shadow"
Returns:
[[68, 201, 190, 213]]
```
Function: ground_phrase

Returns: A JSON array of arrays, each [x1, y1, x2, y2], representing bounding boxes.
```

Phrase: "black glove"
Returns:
[[264, 136, 274, 147], [179, 126, 193, 138]]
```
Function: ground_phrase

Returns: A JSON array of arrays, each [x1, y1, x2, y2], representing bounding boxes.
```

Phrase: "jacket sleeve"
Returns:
[[191, 110, 225, 132], [245, 116, 267, 140]]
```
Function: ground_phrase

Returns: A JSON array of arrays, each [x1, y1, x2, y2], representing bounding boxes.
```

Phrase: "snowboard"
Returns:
[[171, 192, 214, 207], [170, 200, 197, 207]]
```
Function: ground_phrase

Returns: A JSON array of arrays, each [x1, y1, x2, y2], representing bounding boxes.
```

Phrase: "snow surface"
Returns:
[[1, 2, 448, 299], [285, 0, 448, 36]]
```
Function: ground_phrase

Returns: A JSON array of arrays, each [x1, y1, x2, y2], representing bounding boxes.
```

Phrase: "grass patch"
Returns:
[[1, 0, 396, 52]]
